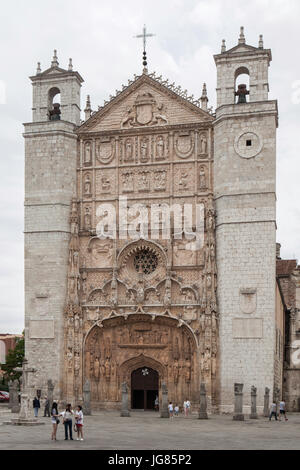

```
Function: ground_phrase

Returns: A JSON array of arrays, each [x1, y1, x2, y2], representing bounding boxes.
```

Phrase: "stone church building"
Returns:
[[24, 28, 287, 414]]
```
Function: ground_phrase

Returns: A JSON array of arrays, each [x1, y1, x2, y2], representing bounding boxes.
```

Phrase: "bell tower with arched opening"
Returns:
[[24, 51, 84, 390], [213, 28, 278, 413]]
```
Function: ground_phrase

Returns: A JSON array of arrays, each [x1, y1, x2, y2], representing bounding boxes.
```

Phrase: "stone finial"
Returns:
[[84, 95, 92, 121], [238, 26, 246, 45], [68, 58, 73, 71], [36, 62, 41, 75], [259, 34, 264, 49], [51, 49, 59, 68], [221, 39, 226, 53], [200, 83, 209, 111]]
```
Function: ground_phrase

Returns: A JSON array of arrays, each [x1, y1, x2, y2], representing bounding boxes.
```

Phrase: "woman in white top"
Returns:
[[183, 399, 191, 417], [60, 404, 74, 440], [168, 402, 174, 418], [51, 402, 59, 441], [75, 405, 84, 441]]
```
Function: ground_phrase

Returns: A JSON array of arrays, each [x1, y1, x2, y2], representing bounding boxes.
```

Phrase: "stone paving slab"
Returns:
[[0, 410, 299, 450]]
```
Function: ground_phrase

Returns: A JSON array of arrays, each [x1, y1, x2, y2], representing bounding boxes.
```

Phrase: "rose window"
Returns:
[[134, 248, 158, 275]]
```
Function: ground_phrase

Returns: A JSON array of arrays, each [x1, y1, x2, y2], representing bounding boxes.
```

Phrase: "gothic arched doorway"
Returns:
[[131, 367, 159, 410]]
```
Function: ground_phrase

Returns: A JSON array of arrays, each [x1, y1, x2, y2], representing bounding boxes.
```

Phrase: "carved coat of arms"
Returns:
[[121, 92, 167, 128], [95, 137, 115, 164]]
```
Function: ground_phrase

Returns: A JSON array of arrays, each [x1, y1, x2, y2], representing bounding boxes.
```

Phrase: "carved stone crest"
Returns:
[[95, 137, 115, 164], [121, 92, 167, 128], [174, 131, 195, 159], [239, 288, 257, 314]]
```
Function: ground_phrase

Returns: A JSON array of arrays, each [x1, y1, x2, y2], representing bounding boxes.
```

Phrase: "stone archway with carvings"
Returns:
[[83, 313, 199, 409]]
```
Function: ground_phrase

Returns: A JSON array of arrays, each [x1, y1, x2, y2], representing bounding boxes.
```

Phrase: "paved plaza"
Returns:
[[0, 405, 299, 450]]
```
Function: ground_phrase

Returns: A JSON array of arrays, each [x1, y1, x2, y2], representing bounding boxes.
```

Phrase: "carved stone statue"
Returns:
[[84, 142, 92, 164], [84, 174, 91, 195], [199, 166, 207, 190], [200, 133, 207, 154], [84, 207, 91, 230], [156, 136, 165, 159]]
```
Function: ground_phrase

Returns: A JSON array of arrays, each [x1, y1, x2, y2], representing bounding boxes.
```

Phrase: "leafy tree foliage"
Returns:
[[1, 334, 25, 385]]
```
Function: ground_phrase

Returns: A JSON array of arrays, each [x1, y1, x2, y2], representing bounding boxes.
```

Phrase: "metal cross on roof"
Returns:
[[134, 24, 155, 72]]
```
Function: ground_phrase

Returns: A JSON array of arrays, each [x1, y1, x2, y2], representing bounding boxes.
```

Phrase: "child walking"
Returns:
[[168, 402, 174, 419], [75, 405, 84, 441]]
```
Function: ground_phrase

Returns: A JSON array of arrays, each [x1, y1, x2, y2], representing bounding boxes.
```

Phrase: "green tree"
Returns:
[[1, 334, 25, 385]]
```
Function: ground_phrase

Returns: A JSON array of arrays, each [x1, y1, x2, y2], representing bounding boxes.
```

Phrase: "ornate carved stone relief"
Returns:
[[84, 315, 197, 404], [121, 92, 168, 128], [174, 164, 195, 193], [83, 172, 92, 198], [95, 137, 116, 165], [174, 131, 195, 159], [95, 169, 115, 195], [87, 237, 114, 269]]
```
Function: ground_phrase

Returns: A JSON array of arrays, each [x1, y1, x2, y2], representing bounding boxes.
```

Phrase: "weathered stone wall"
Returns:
[[214, 40, 277, 413], [24, 120, 78, 398]]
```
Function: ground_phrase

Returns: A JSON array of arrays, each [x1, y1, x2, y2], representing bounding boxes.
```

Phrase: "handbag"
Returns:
[[56, 418, 60, 424], [74, 423, 78, 432]]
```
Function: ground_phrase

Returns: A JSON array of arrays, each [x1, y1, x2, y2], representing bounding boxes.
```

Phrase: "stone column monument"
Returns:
[[6, 359, 45, 426], [8, 380, 20, 413], [47, 379, 54, 408], [250, 386, 258, 419], [198, 382, 208, 419], [233, 383, 244, 421], [120, 382, 130, 417], [160, 382, 169, 418], [264, 387, 270, 417], [83, 380, 91, 416]]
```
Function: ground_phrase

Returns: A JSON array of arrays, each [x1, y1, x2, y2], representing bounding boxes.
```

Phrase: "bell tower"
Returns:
[[24, 51, 83, 395], [213, 28, 278, 413]]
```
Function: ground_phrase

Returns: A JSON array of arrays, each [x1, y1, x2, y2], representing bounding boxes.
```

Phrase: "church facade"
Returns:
[[24, 29, 279, 413]]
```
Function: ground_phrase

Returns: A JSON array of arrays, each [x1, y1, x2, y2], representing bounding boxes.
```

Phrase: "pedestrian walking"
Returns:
[[60, 404, 74, 440], [154, 395, 159, 411], [168, 402, 174, 419], [75, 405, 84, 441], [51, 402, 60, 441], [174, 404, 179, 417], [183, 399, 191, 417], [33, 396, 40, 418], [44, 396, 50, 417], [269, 401, 278, 421], [278, 400, 288, 421]]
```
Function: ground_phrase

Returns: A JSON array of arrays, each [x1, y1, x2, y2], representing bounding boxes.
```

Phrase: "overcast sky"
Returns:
[[0, 0, 299, 333]]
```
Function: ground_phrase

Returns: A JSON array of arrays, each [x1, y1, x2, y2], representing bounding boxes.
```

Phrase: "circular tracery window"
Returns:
[[134, 248, 158, 275]]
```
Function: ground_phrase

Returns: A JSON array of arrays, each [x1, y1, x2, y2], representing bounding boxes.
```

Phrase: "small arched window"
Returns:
[[235, 67, 250, 104], [48, 87, 61, 120]]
